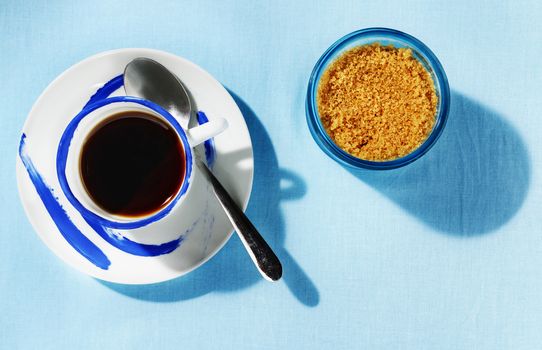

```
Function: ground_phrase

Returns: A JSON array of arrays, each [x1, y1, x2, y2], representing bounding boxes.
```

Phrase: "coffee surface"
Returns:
[[80, 111, 184, 217]]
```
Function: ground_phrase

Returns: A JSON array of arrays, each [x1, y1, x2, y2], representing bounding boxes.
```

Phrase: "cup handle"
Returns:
[[186, 117, 228, 147]]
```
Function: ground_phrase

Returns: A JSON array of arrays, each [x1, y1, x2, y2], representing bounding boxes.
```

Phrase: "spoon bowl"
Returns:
[[124, 58, 192, 128]]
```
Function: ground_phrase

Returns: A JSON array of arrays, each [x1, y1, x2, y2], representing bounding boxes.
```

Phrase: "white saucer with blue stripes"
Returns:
[[16, 49, 254, 284]]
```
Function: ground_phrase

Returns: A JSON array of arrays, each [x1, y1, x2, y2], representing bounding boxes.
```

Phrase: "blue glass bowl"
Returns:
[[306, 28, 450, 170]]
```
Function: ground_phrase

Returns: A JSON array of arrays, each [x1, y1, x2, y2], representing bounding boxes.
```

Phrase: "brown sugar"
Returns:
[[317, 43, 438, 161]]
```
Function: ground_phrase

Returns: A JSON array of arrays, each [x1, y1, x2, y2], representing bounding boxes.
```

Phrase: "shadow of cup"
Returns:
[[347, 91, 530, 236], [99, 91, 319, 307]]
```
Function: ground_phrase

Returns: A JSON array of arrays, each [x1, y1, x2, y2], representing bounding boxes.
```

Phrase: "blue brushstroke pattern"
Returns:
[[22, 132, 184, 258], [83, 218, 183, 256], [197, 111, 216, 168], [19, 134, 111, 270], [84, 75, 124, 108]]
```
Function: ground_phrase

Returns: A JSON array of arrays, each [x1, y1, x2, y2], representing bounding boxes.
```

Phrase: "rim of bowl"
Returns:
[[306, 27, 450, 170]]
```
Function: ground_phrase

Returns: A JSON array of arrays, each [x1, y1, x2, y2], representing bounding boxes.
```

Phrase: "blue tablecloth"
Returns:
[[1, 1, 541, 349]]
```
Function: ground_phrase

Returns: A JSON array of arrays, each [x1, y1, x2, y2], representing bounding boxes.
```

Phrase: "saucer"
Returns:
[[16, 49, 254, 284]]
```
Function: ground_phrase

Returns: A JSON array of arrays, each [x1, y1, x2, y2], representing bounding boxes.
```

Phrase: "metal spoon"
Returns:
[[124, 58, 282, 281]]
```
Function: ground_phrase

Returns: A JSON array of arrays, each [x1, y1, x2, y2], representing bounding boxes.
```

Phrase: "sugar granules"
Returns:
[[317, 43, 438, 161]]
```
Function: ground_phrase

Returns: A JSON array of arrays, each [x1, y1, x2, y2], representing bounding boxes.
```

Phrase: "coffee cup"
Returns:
[[56, 96, 227, 230]]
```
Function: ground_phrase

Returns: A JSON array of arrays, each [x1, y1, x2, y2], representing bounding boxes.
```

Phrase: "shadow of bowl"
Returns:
[[347, 91, 530, 236]]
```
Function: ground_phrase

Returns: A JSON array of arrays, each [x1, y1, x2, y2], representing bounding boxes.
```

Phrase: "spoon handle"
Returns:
[[196, 160, 282, 281]]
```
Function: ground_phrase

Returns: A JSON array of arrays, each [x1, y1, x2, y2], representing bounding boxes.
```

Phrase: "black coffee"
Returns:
[[80, 111, 184, 217]]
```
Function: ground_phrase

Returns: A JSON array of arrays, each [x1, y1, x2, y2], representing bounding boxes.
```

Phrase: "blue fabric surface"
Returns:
[[1, 1, 541, 349]]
